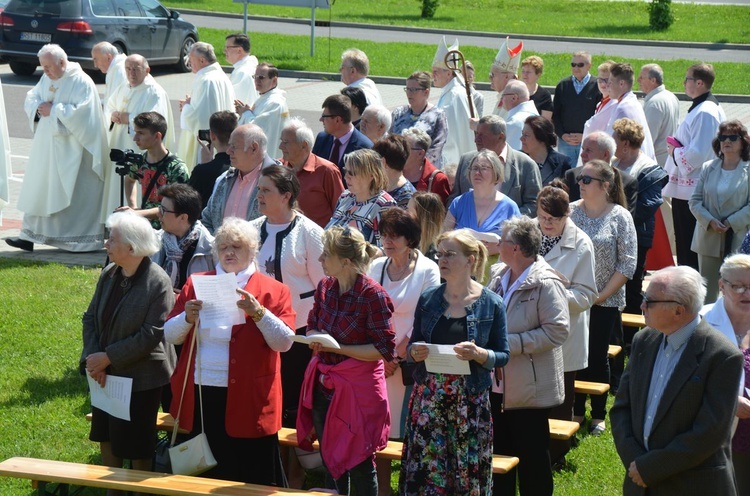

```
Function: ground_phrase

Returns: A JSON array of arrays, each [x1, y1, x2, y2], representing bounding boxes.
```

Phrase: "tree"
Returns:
[[421, 0, 439, 18], [649, 0, 674, 31]]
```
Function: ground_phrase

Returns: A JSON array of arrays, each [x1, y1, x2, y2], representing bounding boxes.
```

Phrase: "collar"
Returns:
[[233, 55, 253, 68], [572, 73, 591, 85], [645, 84, 666, 101], [617, 90, 633, 103], [335, 126, 355, 144], [688, 91, 718, 113], [497, 143, 509, 163], [216, 259, 256, 288], [663, 314, 700, 351], [299, 153, 317, 172]]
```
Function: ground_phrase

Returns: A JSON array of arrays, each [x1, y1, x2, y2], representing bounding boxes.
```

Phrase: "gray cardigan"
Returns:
[[81, 259, 176, 392]]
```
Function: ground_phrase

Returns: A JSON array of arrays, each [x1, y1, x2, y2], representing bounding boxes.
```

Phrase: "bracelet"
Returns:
[[251, 305, 266, 322]]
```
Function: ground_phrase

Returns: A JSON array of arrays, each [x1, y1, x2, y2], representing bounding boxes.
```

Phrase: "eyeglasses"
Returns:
[[253, 75, 268, 80], [719, 134, 740, 142], [538, 214, 565, 224], [501, 93, 518, 98], [224, 45, 241, 50], [641, 293, 682, 307], [320, 114, 337, 120], [404, 87, 425, 93], [684, 77, 697, 82], [576, 174, 605, 185], [435, 250, 458, 260], [158, 205, 177, 216], [571, 62, 586, 68], [470, 165, 494, 173], [722, 279, 750, 294], [596, 77, 609, 84]]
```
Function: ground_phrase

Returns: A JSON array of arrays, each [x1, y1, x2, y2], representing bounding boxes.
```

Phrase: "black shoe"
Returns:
[[5, 237, 34, 251]]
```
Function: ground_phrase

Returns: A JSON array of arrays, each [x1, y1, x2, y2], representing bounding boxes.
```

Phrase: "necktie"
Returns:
[[330, 138, 342, 164]]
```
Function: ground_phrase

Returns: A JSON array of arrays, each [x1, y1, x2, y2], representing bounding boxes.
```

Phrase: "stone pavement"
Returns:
[[1, 64, 749, 268]]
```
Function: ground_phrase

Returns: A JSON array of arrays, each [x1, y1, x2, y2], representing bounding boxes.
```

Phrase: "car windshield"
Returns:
[[5, 0, 81, 17]]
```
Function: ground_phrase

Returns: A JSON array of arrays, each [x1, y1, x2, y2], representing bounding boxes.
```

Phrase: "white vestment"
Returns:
[[102, 74, 174, 220], [605, 91, 656, 161], [348, 77, 382, 106], [577, 97, 618, 167], [643, 85, 680, 167], [102, 53, 127, 122], [505, 100, 539, 150], [18, 62, 107, 251], [492, 93, 509, 120], [231, 55, 259, 106], [178, 63, 235, 170], [436, 76, 475, 167], [0, 82, 10, 218], [238, 87, 290, 160], [663, 98, 725, 200]]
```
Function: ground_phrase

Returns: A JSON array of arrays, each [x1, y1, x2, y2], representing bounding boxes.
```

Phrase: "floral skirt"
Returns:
[[399, 373, 493, 496]]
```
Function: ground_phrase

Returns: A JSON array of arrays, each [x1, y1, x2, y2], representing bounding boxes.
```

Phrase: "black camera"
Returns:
[[198, 129, 211, 143], [110, 148, 144, 166]]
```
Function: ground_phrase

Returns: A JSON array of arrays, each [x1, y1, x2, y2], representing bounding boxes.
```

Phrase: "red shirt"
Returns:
[[413, 159, 452, 206], [285, 154, 345, 228]]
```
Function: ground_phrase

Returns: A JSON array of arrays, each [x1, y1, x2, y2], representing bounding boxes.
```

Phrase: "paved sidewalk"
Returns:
[[1, 65, 749, 268]]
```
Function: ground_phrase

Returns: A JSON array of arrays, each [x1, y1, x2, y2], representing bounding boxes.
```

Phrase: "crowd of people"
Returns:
[[4, 32, 750, 496]]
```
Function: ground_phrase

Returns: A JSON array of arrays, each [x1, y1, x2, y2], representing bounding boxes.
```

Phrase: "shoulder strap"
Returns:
[[426, 169, 440, 192], [380, 258, 389, 285]]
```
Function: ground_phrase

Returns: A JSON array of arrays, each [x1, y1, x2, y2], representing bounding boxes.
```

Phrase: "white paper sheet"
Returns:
[[87, 373, 133, 421], [414, 341, 471, 375], [192, 273, 244, 330]]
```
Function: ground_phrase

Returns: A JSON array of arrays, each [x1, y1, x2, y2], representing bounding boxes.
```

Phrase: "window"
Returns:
[[137, 0, 166, 18]]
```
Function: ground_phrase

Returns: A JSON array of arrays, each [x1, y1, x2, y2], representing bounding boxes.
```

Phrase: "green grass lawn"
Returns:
[[166, 0, 750, 44], [199, 28, 750, 96], [0, 258, 626, 494]]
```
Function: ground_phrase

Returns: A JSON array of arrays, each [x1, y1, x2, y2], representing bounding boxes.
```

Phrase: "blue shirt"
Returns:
[[449, 190, 520, 236], [572, 73, 592, 94], [643, 315, 700, 448]]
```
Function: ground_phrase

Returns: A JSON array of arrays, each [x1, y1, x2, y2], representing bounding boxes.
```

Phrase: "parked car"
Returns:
[[0, 0, 198, 75]]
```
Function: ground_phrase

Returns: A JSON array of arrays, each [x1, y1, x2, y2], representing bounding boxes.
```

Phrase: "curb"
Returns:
[[177, 9, 750, 51]]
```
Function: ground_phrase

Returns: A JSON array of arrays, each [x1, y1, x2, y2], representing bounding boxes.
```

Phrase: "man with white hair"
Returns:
[[236, 62, 289, 160], [91, 41, 126, 115], [6, 44, 107, 252], [432, 37, 474, 167], [225, 33, 259, 106], [359, 104, 391, 144], [605, 63, 656, 161], [178, 42, 235, 170], [102, 54, 174, 219], [502, 79, 539, 149], [340, 48, 382, 106], [638, 64, 680, 168], [564, 131, 638, 213], [611, 265, 742, 496], [279, 118, 344, 227], [201, 124, 279, 234]]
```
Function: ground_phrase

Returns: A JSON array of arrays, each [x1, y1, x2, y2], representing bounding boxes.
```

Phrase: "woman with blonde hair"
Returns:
[[400, 229, 509, 495], [297, 225, 396, 495], [407, 191, 446, 262], [327, 149, 397, 247]]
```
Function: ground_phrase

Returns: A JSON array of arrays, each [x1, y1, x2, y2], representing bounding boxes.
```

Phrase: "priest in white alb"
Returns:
[[102, 54, 174, 220], [91, 41, 126, 121], [5, 44, 107, 252], [236, 62, 289, 160], [177, 42, 235, 170], [225, 33, 259, 106], [0, 80, 10, 222], [432, 37, 474, 167]]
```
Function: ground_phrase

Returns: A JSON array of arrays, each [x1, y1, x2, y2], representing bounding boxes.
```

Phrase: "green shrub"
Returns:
[[649, 0, 674, 31], [420, 0, 439, 18]]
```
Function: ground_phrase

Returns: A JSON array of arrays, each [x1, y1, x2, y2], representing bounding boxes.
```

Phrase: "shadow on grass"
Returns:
[[579, 23, 655, 37], [0, 367, 88, 410], [355, 13, 456, 23]]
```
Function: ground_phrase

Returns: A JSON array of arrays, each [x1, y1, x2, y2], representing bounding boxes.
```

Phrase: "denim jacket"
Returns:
[[408, 284, 510, 394]]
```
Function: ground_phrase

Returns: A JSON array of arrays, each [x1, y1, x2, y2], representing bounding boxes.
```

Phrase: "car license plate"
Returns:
[[20, 32, 52, 43]]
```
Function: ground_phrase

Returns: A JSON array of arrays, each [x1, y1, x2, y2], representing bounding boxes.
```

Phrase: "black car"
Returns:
[[0, 0, 198, 75]]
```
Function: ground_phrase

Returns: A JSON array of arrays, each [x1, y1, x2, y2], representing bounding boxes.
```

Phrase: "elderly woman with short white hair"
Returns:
[[82, 211, 176, 476], [165, 217, 296, 485]]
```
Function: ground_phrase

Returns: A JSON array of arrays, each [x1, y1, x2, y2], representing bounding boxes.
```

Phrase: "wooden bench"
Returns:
[[574, 380, 610, 395], [608, 344, 622, 358], [0, 457, 328, 495], [622, 313, 645, 328], [547, 419, 580, 440]]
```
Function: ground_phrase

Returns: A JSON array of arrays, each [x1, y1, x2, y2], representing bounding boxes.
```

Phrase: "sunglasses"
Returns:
[[719, 134, 740, 142], [571, 62, 586, 68], [576, 174, 605, 185]]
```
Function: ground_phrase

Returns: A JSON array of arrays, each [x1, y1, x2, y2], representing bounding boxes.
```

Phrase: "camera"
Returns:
[[110, 148, 144, 166], [198, 129, 211, 143]]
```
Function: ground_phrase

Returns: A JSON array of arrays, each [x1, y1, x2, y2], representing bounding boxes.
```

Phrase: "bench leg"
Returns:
[[35, 481, 74, 496]]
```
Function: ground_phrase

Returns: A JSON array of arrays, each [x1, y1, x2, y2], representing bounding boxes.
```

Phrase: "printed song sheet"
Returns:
[[192, 273, 244, 332], [413, 342, 471, 375], [87, 374, 133, 421]]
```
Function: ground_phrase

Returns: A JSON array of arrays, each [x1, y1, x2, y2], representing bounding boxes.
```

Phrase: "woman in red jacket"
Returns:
[[165, 217, 296, 485]]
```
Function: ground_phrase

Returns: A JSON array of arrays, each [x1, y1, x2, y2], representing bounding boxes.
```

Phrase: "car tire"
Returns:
[[9, 61, 37, 76], [175, 36, 195, 73]]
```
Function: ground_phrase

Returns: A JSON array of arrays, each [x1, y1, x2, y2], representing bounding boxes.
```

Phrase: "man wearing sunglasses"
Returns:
[[611, 266, 742, 496], [663, 63, 726, 270], [552, 52, 602, 161]]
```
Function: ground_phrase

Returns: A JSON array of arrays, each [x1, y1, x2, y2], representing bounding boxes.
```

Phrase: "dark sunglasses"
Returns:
[[571, 62, 586, 68], [719, 134, 740, 142], [576, 174, 605, 185]]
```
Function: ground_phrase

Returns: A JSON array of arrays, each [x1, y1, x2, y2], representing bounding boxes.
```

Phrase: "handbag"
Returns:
[[167, 322, 218, 476]]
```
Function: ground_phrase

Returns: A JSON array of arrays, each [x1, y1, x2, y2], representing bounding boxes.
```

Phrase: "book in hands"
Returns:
[[291, 332, 341, 350]]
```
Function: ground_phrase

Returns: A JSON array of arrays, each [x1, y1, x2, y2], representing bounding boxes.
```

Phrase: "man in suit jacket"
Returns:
[[312, 94, 373, 179], [447, 115, 541, 217], [565, 131, 638, 216], [610, 266, 742, 496]]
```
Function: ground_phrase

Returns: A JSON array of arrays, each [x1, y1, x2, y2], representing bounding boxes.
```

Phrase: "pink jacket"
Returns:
[[296, 355, 390, 479]]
